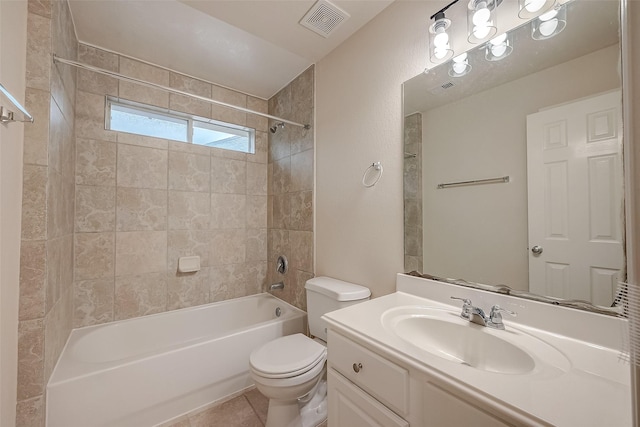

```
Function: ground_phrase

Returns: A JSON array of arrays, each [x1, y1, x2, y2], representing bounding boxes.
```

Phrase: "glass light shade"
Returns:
[[532, 5, 566, 40], [449, 53, 472, 77], [429, 16, 454, 63], [518, 0, 556, 19], [485, 32, 513, 61], [467, 0, 497, 44]]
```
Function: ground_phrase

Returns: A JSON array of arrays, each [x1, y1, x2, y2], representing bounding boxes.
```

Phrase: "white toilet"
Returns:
[[249, 277, 371, 427]]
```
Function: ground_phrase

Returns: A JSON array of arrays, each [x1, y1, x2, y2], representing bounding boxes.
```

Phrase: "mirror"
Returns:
[[403, 0, 625, 312]]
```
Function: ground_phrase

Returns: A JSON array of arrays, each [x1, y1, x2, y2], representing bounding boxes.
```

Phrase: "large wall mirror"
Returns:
[[403, 0, 626, 311]]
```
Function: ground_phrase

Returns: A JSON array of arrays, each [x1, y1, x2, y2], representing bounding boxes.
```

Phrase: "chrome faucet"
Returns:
[[450, 297, 516, 329]]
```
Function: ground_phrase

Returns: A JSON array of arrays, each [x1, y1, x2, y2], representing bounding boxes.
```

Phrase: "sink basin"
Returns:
[[382, 306, 570, 375]]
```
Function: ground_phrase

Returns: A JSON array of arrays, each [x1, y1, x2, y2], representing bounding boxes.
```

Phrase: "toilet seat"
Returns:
[[250, 334, 327, 379]]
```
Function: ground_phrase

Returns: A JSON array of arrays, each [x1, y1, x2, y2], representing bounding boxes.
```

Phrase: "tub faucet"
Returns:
[[450, 297, 516, 329], [269, 282, 284, 291]]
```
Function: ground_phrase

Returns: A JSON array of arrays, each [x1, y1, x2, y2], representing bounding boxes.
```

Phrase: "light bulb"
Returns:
[[473, 24, 491, 39], [490, 33, 507, 45], [433, 29, 449, 48], [491, 43, 507, 57], [453, 53, 468, 62], [539, 18, 558, 36], [473, 5, 491, 26], [434, 47, 448, 59], [525, 0, 546, 13]]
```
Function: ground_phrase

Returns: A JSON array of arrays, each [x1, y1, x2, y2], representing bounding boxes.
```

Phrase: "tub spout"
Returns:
[[269, 282, 284, 291]]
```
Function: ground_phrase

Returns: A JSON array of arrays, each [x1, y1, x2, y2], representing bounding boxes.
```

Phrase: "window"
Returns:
[[106, 98, 255, 154]]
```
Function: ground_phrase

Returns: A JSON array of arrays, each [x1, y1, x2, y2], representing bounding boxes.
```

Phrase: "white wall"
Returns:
[[421, 45, 620, 291], [0, 1, 27, 425], [315, 1, 447, 297]]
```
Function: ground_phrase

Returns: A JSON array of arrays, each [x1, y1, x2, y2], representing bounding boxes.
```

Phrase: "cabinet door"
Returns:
[[328, 369, 409, 427], [423, 382, 514, 427]]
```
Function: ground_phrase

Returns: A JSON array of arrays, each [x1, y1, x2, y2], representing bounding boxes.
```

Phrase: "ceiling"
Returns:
[[68, 0, 394, 99]]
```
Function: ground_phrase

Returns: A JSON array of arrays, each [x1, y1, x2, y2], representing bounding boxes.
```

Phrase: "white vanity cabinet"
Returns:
[[327, 328, 519, 427]]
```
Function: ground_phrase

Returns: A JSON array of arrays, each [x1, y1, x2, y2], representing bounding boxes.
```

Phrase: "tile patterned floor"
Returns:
[[165, 388, 328, 427]]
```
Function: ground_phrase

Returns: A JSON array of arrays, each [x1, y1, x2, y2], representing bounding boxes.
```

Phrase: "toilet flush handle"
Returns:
[[352, 363, 363, 373]]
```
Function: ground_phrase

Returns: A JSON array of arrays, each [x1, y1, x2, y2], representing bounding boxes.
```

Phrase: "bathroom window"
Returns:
[[106, 98, 255, 154]]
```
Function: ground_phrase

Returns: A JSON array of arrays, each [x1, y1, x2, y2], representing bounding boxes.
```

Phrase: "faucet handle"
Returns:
[[450, 296, 473, 319], [488, 305, 516, 329]]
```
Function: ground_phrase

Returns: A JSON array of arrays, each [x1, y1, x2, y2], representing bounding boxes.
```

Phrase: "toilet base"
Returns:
[[264, 380, 327, 427]]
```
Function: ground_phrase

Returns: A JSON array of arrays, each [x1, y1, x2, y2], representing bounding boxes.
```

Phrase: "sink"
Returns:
[[382, 306, 570, 375]]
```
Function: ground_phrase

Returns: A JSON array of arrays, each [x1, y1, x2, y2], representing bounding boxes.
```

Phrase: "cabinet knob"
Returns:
[[353, 362, 363, 373]]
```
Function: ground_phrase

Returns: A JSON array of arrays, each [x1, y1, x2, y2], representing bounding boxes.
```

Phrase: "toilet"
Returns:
[[249, 277, 371, 427]]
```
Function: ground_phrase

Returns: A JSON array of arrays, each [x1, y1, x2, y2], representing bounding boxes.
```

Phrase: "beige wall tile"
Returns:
[[292, 270, 314, 311], [15, 395, 44, 427], [25, 12, 51, 91], [245, 262, 267, 295], [119, 58, 169, 108], [117, 144, 168, 189], [250, 131, 268, 164], [169, 73, 211, 118], [60, 235, 74, 294], [268, 85, 291, 119], [23, 88, 50, 166], [73, 278, 114, 327], [60, 115, 75, 183], [210, 193, 246, 229], [116, 231, 167, 276], [75, 138, 116, 186], [209, 264, 245, 302], [210, 85, 247, 126], [17, 319, 44, 401], [74, 232, 115, 280], [168, 140, 210, 156], [22, 165, 48, 241], [271, 157, 290, 195], [44, 291, 72, 381], [246, 162, 267, 196], [167, 270, 209, 310], [169, 151, 210, 192], [210, 157, 246, 194], [210, 146, 246, 161], [210, 229, 246, 266], [168, 230, 210, 272], [46, 169, 63, 239], [50, 68, 75, 128], [290, 124, 314, 155], [290, 149, 313, 193], [289, 231, 313, 273], [76, 90, 116, 142], [246, 97, 268, 132], [268, 130, 290, 163], [246, 195, 267, 229], [75, 185, 116, 232], [168, 191, 210, 230], [51, 0, 77, 101], [290, 190, 312, 232], [272, 194, 290, 230], [114, 273, 167, 320], [45, 238, 62, 312], [246, 228, 267, 262], [116, 188, 167, 231], [48, 98, 64, 174], [19, 241, 46, 321], [78, 44, 119, 96], [28, 0, 51, 18], [116, 132, 168, 150]]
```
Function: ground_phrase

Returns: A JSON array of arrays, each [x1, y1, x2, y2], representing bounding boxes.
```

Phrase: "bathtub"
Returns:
[[46, 293, 306, 427]]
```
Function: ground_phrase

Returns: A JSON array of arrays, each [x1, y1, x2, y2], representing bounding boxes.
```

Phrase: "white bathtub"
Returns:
[[46, 293, 306, 427]]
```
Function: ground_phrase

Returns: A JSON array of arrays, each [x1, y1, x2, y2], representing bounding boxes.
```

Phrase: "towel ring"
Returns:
[[362, 162, 383, 188]]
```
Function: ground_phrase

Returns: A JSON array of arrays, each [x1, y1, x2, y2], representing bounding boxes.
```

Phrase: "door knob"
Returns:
[[531, 245, 543, 255]]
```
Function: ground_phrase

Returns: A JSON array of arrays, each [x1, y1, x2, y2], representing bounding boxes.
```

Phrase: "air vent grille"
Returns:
[[428, 81, 455, 95], [300, 0, 350, 38]]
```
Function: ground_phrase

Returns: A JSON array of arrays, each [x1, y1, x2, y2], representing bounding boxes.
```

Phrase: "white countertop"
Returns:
[[323, 275, 632, 427]]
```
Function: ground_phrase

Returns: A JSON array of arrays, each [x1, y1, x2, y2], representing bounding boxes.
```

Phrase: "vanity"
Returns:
[[323, 274, 631, 426]]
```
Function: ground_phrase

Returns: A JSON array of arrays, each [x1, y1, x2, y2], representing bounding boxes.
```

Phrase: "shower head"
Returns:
[[270, 122, 285, 133]]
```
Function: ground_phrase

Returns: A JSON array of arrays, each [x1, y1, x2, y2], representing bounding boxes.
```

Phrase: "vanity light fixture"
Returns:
[[467, 0, 498, 43], [449, 53, 472, 77], [429, 11, 454, 63], [518, 0, 556, 19], [532, 4, 566, 40], [485, 32, 513, 61]]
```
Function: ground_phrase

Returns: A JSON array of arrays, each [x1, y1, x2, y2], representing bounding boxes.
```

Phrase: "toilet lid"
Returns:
[[250, 334, 327, 379]]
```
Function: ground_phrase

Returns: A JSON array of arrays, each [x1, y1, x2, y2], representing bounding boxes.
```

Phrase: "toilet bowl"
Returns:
[[250, 334, 327, 427], [249, 277, 371, 427]]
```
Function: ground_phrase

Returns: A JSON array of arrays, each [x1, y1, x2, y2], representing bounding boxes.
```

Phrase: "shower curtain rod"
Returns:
[[53, 55, 311, 130]]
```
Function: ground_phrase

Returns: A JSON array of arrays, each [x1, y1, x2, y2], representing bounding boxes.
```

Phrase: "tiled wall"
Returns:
[[72, 45, 271, 326], [267, 66, 315, 311], [17, 0, 77, 425], [403, 113, 423, 273]]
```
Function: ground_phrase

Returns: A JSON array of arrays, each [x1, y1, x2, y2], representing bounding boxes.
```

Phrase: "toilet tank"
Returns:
[[305, 277, 371, 342]]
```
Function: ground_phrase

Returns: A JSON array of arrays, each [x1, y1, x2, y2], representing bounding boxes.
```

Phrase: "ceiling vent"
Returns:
[[300, 0, 350, 38], [428, 81, 455, 94]]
